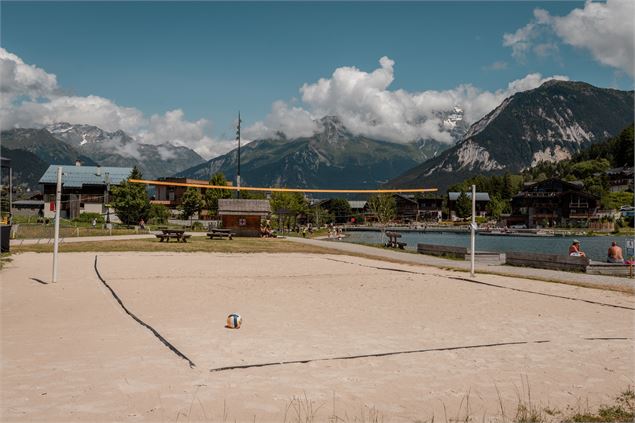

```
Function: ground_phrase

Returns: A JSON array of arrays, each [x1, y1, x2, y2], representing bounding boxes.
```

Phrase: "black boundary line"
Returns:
[[93, 255, 196, 368], [29, 278, 48, 285], [323, 257, 635, 311], [210, 340, 550, 372], [583, 337, 632, 340]]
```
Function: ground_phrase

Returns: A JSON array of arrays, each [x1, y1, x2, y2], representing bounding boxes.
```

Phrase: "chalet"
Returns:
[[39, 164, 132, 220], [393, 194, 419, 222], [447, 192, 490, 220], [151, 177, 233, 207], [509, 178, 598, 228], [606, 167, 634, 192], [218, 199, 271, 237], [416, 196, 444, 221]]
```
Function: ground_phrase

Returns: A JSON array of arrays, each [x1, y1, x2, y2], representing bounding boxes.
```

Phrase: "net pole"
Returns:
[[52, 166, 62, 283], [470, 184, 476, 277]]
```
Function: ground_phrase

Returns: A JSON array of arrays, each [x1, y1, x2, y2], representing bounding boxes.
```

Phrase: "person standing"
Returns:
[[607, 241, 624, 263]]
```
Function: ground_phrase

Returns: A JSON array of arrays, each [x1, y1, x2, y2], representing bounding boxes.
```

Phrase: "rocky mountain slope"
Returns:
[[176, 116, 441, 188], [388, 81, 634, 190]]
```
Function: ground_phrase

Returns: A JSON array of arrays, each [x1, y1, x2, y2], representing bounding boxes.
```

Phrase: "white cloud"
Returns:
[[504, 0, 635, 76], [483, 61, 509, 71], [0, 48, 229, 159], [247, 57, 569, 144], [0, 48, 58, 101]]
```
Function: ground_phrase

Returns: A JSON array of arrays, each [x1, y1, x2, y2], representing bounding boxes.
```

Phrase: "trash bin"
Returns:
[[0, 225, 10, 253]]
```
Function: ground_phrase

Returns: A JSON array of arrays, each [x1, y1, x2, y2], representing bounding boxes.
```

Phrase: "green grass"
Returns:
[[11, 236, 344, 255]]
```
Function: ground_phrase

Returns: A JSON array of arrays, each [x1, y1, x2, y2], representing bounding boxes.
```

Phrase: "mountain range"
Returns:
[[175, 116, 454, 188], [387, 80, 634, 190], [2, 124, 205, 189]]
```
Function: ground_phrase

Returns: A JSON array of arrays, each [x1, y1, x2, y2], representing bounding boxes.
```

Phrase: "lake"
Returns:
[[343, 230, 634, 262]]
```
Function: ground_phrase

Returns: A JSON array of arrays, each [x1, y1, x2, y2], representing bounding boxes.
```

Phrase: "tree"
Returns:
[[367, 193, 396, 225], [502, 172, 513, 200], [327, 198, 352, 224], [110, 167, 150, 225], [180, 187, 204, 222], [269, 192, 308, 230], [455, 191, 472, 219], [204, 172, 232, 215], [148, 203, 170, 224]]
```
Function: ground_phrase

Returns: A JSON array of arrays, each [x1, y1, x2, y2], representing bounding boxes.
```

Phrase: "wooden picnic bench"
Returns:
[[385, 231, 407, 249], [207, 229, 234, 240], [155, 229, 191, 243]]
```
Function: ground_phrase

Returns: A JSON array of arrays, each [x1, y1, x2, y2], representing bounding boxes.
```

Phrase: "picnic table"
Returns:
[[207, 228, 234, 240], [155, 229, 192, 243], [385, 231, 407, 249]]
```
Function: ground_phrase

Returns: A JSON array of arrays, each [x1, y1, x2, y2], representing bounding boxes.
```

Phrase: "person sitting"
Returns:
[[569, 240, 586, 257], [607, 241, 624, 263]]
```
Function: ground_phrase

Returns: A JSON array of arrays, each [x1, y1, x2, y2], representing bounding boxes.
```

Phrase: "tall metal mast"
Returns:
[[236, 111, 241, 199]]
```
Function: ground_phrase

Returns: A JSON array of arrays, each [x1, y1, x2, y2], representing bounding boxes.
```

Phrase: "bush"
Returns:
[[73, 212, 104, 224]]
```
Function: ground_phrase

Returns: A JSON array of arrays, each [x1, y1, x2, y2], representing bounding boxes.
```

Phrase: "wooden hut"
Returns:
[[218, 199, 271, 237]]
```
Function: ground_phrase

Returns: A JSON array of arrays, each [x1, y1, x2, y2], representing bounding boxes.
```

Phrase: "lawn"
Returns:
[[11, 236, 343, 255]]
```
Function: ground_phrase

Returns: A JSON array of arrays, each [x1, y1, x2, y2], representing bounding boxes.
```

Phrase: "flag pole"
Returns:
[[470, 184, 476, 277], [236, 111, 241, 199]]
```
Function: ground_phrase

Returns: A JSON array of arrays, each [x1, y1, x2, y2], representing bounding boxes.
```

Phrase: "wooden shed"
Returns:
[[218, 199, 271, 237]]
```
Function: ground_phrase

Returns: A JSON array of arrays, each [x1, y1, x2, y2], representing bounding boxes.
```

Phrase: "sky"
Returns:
[[1, 1, 634, 159]]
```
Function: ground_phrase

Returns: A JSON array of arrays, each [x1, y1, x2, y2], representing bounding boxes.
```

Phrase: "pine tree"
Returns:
[[455, 191, 472, 219]]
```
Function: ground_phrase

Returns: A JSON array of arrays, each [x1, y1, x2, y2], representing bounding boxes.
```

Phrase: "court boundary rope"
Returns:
[[209, 340, 550, 372], [93, 255, 196, 368], [321, 257, 635, 310]]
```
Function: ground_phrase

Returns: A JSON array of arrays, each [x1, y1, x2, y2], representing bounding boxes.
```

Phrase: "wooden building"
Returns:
[[218, 199, 271, 237], [416, 196, 444, 221], [509, 178, 598, 228], [393, 194, 419, 222], [447, 192, 490, 220], [39, 164, 132, 220]]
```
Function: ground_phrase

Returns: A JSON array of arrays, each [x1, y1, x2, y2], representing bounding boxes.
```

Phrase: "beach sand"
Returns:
[[2, 251, 634, 422]]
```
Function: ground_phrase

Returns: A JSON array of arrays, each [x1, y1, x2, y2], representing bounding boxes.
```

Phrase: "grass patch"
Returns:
[[11, 236, 344, 255], [0, 252, 12, 270]]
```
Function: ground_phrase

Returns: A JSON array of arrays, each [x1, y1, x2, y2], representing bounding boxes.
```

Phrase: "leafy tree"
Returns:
[[204, 172, 232, 215], [486, 195, 508, 219], [148, 203, 170, 224], [110, 167, 150, 225], [179, 187, 204, 222], [601, 191, 634, 210], [326, 198, 352, 223], [270, 192, 308, 230], [367, 193, 396, 225], [455, 191, 472, 219]]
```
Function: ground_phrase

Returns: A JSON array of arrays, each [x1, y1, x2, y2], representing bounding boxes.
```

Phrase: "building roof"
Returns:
[[218, 199, 271, 216], [39, 165, 133, 188], [348, 200, 367, 209], [448, 192, 491, 201], [12, 200, 44, 207]]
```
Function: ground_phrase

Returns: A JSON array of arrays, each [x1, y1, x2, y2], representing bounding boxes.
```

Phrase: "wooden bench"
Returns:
[[207, 230, 234, 240], [506, 251, 589, 272], [586, 261, 634, 277], [417, 243, 506, 265], [155, 233, 191, 243], [385, 231, 406, 249], [417, 243, 467, 259]]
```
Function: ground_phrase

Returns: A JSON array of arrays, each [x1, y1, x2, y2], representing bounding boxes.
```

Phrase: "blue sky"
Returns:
[[1, 1, 633, 157]]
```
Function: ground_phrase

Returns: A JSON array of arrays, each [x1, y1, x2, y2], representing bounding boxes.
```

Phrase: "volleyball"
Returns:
[[226, 313, 242, 329]]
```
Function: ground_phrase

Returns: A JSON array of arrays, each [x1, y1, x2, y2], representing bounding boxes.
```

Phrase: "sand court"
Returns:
[[2, 251, 634, 422]]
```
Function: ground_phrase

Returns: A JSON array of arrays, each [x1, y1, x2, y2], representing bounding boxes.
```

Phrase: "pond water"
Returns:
[[343, 230, 634, 262]]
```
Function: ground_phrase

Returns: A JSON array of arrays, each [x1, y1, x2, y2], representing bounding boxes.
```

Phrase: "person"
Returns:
[[569, 240, 586, 257], [607, 241, 624, 263], [92, 217, 97, 228], [139, 218, 145, 230]]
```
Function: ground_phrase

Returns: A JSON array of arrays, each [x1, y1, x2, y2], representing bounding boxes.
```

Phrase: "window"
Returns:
[[239, 218, 246, 226]]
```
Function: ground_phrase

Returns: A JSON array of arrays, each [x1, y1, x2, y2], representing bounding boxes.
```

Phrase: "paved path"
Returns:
[[288, 237, 635, 290], [10, 232, 208, 246]]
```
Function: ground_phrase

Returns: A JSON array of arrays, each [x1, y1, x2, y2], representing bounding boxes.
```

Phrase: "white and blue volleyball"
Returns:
[[226, 313, 242, 329]]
